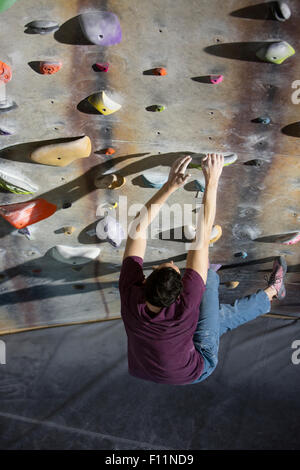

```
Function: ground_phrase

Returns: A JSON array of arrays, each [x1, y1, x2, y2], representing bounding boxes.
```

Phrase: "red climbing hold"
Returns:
[[95, 62, 109, 72], [153, 67, 167, 76], [0, 198, 57, 229]]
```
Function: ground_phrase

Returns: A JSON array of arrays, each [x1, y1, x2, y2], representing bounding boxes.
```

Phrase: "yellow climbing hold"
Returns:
[[88, 91, 121, 115]]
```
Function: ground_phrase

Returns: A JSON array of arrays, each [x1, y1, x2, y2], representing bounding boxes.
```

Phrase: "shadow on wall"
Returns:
[[230, 2, 277, 20], [54, 15, 92, 45], [204, 42, 272, 62], [281, 122, 300, 137]]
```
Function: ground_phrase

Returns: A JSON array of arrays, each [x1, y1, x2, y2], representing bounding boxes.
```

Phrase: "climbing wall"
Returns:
[[0, 0, 299, 334]]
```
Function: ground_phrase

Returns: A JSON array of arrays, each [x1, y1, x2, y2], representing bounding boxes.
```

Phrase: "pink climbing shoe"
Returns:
[[267, 256, 287, 300]]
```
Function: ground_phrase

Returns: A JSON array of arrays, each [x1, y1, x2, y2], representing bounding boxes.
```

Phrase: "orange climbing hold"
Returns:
[[153, 67, 167, 76], [0, 61, 12, 83], [40, 61, 62, 75], [0, 198, 57, 229], [105, 147, 116, 155]]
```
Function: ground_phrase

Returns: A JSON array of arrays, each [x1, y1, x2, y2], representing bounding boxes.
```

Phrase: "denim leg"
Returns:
[[191, 269, 221, 383], [219, 290, 271, 337]]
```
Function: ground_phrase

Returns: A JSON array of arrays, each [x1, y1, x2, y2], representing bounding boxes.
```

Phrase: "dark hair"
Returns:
[[145, 267, 183, 307]]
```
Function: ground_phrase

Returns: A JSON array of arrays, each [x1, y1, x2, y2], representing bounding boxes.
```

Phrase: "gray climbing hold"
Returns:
[[272, 1, 291, 22], [0, 128, 12, 135], [256, 41, 295, 64], [96, 215, 125, 248], [26, 20, 60, 34], [79, 11, 122, 46], [141, 167, 169, 188], [256, 116, 271, 124], [0, 99, 17, 112]]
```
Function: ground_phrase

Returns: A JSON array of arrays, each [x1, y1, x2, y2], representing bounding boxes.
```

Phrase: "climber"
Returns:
[[119, 154, 287, 385]]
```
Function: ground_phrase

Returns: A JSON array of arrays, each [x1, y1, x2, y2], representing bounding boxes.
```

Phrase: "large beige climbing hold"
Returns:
[[51, 245, 101, 265], [88, 91, 121, 115], [30, 136, 92, 166]]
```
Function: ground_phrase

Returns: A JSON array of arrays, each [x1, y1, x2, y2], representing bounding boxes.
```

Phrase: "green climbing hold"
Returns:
[[155, 105, 165, 112], [0, 0, 18, 12], [189, 152, 237, 170], [0, 170, 38, 194], [256, 41, 295, 64]]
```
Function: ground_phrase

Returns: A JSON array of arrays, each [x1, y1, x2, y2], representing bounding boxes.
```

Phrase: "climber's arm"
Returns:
[[123, 155, 192, 260], [186, 154, 223, 283]]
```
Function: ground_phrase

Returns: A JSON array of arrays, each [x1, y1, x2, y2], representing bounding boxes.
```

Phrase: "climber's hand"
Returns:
[[167, 155, 191, 191], [201, 153, 224, 185]]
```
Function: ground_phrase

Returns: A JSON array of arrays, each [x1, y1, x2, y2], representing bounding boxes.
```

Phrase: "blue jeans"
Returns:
[[191, 269, 271, 383]]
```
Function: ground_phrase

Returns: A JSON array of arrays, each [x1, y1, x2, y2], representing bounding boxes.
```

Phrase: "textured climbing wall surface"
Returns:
[[0, 0, 299, 334]]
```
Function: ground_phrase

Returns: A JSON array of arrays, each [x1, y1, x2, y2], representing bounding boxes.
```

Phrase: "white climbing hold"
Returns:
[[0, 168, 38, 194], [51, 245, 101, 265], [96, 215, 125, 247]]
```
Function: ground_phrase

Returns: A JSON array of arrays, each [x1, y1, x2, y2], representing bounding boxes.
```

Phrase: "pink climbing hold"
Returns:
[[282, 231, 300, 245], [210, 74, 223, 84], [95, 62, 109, 72]]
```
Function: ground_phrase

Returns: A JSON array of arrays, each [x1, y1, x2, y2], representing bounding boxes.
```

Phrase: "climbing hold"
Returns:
[[0, 198, 57, 229], [39, 61, 62, 75], [155, 105, 165, 112], [105, 147, 115, 155], [30, 136, 91, 166], [282, 231, 300, 246], [194, 173, 206, 192], [225, 281, 239, 289], [209, 75, 223, 84], [141, 167, 169, 188], [62, 202, 72, 209], [79, 11, 122, 46], [272, 1, 291, 21], [88, 91, 121, 115], [0, 168, 38, 194], [256, 41, 295, 64], [18, 227, 31, 239], [190, 152, 237, 170], [184, 224, 222, 244], [0, 0, 17, 12], [94, 173, 126, 190], [153, 67, 167, 76], [25, 20, 60, 34], [51, 245, 101, 265], [0, 128, 12, 135], [63, 226, 75, 235], [0, 99, 17, 112], [210, 225, 222, 244], [96, 215, 125, 247], [244, 159, 263, 167], [253, 116, 271, 125], [0, 61, 12, 83], [95, 62, 109, 72], [234, 251, 248, 259]]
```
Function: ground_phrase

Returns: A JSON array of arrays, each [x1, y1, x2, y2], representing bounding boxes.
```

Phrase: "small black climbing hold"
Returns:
[[62, 202, 72, 209], [244, 159, 263, 167]]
